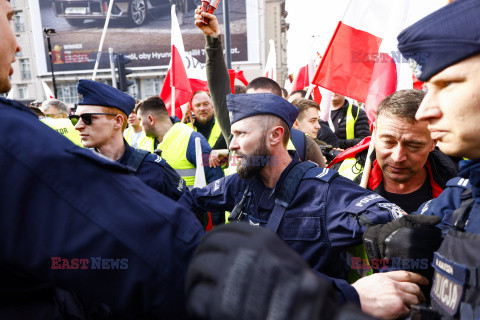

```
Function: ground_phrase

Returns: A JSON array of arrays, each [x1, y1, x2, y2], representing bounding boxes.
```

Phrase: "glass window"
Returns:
[[18, 84, 28, 99], [14, 11, 25, 33], [57, 83, 78, 104], [15, 36, 22, 57], [143, 77, 161, 97], [20, 59, 31, 79], [128, 78, 140, 99]]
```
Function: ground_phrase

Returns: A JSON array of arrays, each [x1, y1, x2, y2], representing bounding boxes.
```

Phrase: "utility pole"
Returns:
[[43, 28, 58, 98], [222, 0, 232, 68]]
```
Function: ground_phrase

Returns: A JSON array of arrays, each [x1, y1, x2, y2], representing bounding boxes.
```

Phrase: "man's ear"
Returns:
[[148, 114, 155, 126], [114, 114, 124, 130], [292, 120, 300, 130], [269, 126, 285, 146]]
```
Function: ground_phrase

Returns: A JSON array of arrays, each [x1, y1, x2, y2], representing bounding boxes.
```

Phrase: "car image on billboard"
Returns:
[[52, 0, 195, 27]]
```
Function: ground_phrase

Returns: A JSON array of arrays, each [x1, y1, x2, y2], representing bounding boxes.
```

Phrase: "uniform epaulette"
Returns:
[[446, 177, 470, 188], [303, 166, 338, 183]]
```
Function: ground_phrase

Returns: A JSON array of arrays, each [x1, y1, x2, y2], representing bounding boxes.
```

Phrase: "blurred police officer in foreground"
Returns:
[[71, 79, 186, 201], [0, 1, 203, 318], [181, 92, 429, 319], [186, 1, 480, 319]]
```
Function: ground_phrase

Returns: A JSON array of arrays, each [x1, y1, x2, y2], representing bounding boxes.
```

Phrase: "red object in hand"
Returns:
[[207, 0, 221, 13], [200, 0, 210, 25]]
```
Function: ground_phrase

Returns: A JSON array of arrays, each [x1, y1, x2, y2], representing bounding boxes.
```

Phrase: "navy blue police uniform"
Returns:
[[179, 93, 403, 305], [76, 79, 187, 201], [396, 1, 480, 318], [0, 96, 204, 319]]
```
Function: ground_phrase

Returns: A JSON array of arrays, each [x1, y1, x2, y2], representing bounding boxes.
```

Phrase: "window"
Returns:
[[143, 77, 161, 97], [14, 11, 25, 33], [57, 83, 78, 104], [10, 0, 16, 8], [128, 78, 140, 99], [18, 84, 28, 99], [20, 59, 30, 79], [15, 36, 22, 57]]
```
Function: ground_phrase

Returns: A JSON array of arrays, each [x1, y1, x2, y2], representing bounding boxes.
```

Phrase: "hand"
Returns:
[[352, 271, 428, 320], [209, 149, 228, 168], [181, 102, 193, 124], [194, 5, 220, 37]]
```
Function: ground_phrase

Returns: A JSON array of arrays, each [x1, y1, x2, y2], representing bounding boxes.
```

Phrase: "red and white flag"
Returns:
[[264, 39, 277, 81], [160, 5, 208, 118], [312, 0, 445, 124], [42, 81, 55, 99]]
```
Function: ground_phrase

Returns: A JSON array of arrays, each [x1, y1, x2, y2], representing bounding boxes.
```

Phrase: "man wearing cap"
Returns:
[[72, 80, 186, 201], [0, 1, 203, 318], [178, 92, 426, 305]]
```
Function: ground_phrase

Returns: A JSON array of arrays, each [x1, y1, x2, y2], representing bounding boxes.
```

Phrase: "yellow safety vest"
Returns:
[[187, 118, 222, 148], [40, 117, 83, 147], [160, 123, 197, 186], [123, 126, 151, 149], [345, 102, 360, 140], [338, 157, 364, 181], [137, 136, 156, 153]]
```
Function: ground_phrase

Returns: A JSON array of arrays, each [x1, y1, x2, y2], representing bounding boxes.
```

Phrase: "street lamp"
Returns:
[[43, 28, 58, 98]]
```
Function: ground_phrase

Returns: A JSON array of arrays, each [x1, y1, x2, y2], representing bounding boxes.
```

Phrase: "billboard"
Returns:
[[30, 0, 260, 75]]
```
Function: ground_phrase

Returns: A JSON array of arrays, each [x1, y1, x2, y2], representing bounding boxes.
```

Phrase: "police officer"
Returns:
[[179, 92, 429, 311], [0, 1, 203, 318], [71, 80, 186, 201], [366, 1, 480, 318]]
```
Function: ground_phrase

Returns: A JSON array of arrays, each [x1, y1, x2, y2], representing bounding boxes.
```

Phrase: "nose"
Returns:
[[390, 144, 407, 163], [314, 121, 321, 130], [416, 91, 443, 122], [15, 38, 21, 56], [74, 117, 85, 130], [229, 135, 239, 152]]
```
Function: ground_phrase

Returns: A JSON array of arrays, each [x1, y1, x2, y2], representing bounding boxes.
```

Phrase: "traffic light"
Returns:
[[115, 54, 134, 92]]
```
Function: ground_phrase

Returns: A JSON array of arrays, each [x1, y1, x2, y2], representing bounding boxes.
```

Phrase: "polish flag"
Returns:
[[264, 39, 277, 81], [41, 81, 55, 99], [160, 5, 208, 118], [312, 0, 445, 124]]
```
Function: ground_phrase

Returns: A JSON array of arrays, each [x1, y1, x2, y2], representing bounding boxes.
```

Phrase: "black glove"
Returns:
[[363, 214, 443, 304], [185, 222, 338, 320], [363, 214, 442, 262]]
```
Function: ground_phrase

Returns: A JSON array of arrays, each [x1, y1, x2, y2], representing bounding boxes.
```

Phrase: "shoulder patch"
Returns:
[[303, 167, 338, 183], [377, 202, 407, 220], [446, 177, 470, 188]]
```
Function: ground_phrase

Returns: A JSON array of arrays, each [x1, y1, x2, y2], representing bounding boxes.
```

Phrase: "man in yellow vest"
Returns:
[[329, 93, 371, 149], [186, 91, 226, 150], [123, 103, 151, 149], [136, 95, 224, 187], [39, 99, 82, 146]]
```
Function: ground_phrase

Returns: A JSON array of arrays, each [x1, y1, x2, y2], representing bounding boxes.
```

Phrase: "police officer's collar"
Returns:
[[270, 156, 300, 197], [117, 139, 134, 165]]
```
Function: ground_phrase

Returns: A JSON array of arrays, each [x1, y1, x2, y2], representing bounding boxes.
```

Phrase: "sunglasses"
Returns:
[[69, 113, 117, 126]]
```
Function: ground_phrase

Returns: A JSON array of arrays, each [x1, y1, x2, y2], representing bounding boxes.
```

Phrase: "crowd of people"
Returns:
[[1, 0, 479, 319]]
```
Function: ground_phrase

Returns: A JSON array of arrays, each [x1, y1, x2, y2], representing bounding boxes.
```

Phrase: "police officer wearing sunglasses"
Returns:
[[69, 79, 186, 201]]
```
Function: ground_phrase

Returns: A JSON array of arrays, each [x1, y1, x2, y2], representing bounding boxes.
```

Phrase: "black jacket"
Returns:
[[331, 101, 371, 149]]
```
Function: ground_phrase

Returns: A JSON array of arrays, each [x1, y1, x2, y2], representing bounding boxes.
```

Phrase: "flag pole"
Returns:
[[92, 0, 115, 80], [171, 87, 176, 117], [360, 130, 376, 189]]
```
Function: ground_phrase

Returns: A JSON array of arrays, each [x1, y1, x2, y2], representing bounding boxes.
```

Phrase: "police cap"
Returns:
[[227, 93, 299, 128], [397, 0, 480, 82], [77, 79, 135, 116]]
